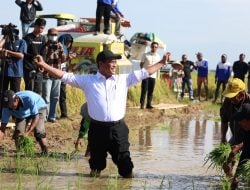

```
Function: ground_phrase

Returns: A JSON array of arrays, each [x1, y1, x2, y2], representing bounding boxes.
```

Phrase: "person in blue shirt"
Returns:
[[194, 52, 209, 101], [0, 90, 48, 155], [95, 0, 117, 35], [0, 28, 27, 93], [110, 0, 124, 35], [213, 54, 231, 103]]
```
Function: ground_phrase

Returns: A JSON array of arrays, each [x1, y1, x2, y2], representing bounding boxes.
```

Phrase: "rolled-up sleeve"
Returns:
[[61, 73, 81, 88], [127, 68, 149, 87]]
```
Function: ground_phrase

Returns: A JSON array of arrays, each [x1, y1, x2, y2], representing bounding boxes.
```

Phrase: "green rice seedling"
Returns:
[[17, 136, 35, 157], [239, 160, 250, 183], [212, 116, 221, 122], [159, 176, 165, 189], [220, 177, 231, 190], [204, 143, 231, 171], [143, 180, 148, 190]]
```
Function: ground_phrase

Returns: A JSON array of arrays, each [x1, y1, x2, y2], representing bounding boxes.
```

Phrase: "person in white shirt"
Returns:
[[34, 50, 169, 178], [139, 42, 161, 109]]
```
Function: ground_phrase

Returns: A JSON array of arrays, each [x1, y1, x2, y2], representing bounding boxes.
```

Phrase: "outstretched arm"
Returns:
[[146, 53, 170, 75], [35, 55, 64, 79]]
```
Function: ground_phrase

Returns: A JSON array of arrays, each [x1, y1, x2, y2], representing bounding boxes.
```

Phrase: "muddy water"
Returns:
[[0, 118, 222, 190]]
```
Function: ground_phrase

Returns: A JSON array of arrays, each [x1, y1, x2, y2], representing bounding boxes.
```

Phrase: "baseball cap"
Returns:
[[3, 90, 16, 108], [96, 50, 122, 63], [222, 78, 246, 98], [233, 103, 250, 121]]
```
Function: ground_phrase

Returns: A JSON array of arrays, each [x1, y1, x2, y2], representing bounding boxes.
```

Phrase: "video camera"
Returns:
[[49, 42, 59, 52], [0, 23, 19, 42]]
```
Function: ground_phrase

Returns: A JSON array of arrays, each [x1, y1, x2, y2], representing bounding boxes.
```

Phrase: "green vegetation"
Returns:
[[240, 160, 250, 183], [204, 143, 231, 171], [155, 122, 172, 131], [7, 71, 243, 189], [17, 136, 35, 157]]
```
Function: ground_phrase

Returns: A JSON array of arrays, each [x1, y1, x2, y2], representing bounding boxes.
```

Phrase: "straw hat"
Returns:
[[171, 61, 183, 70]]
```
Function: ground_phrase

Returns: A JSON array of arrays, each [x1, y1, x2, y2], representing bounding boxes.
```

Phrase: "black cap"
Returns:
[[233, 103, 250, 121], [3, 90, 16, 108], [96, 50, 122, 63]]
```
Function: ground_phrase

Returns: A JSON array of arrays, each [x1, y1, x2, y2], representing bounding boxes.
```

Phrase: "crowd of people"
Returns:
[[148, 50, 250, 108], [0, 0, 171, 179]]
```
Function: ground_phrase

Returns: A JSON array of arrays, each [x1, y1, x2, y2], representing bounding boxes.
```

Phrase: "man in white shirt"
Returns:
[[34, 50, 169, 178], [140, 42, 161, 109]]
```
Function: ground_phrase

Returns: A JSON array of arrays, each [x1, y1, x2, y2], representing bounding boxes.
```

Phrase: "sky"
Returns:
[[1, 0, 250, 69]]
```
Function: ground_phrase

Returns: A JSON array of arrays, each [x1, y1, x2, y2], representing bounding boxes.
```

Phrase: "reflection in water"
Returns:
[[0, 118, 224, 190], [139, 126, 152, 149], [133, 118, 221, 189]]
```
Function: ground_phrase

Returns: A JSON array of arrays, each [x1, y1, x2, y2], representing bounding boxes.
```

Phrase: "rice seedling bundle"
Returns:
[[239, 160, 250, 182], [18, 136, 35, 157], [204, 143, 231, 170]]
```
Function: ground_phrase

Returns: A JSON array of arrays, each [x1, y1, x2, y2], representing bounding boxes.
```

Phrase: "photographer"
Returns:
[[23, 18, 46, 95], [41, 28, 66, 122], [0, 25, 27, 93], [15, 0, 43, 38]]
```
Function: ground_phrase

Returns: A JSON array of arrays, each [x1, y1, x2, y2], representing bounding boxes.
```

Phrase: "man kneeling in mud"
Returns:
[[0, 90, 48, 155]]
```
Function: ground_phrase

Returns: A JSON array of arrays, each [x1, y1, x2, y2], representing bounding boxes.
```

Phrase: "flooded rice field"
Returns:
[[0, 118, 224, 190]]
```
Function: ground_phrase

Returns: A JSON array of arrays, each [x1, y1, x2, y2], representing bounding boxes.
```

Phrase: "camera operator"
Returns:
[[41, 28, 66, 123], [15, 0, 43, 38], [0, 25, 27, 118], [23, 18, 46, 95], [0, 26, 27, 93]]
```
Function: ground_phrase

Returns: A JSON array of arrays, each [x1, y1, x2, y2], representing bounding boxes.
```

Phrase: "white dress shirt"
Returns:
[[141, 51, 161, 79], [61, 69, 149, 122]]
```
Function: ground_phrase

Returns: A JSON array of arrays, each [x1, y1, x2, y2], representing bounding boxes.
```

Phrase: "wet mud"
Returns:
[[0, 105, 231, 189]]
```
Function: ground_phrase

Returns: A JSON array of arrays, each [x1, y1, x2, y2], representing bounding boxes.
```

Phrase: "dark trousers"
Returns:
[[23, 69, 43, 95], [214, 80, 227, 102], [140, 78, 156, 107], [2, 76, 21, 92], [95, 2, 112, 32], [88, 119, 134, 177], [59, 82, 67, 117]]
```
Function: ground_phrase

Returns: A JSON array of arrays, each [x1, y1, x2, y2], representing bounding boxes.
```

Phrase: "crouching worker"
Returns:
[[74, 102, 90, 157], [0, 90, 48, 155], [229, 103, 250, 189]]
